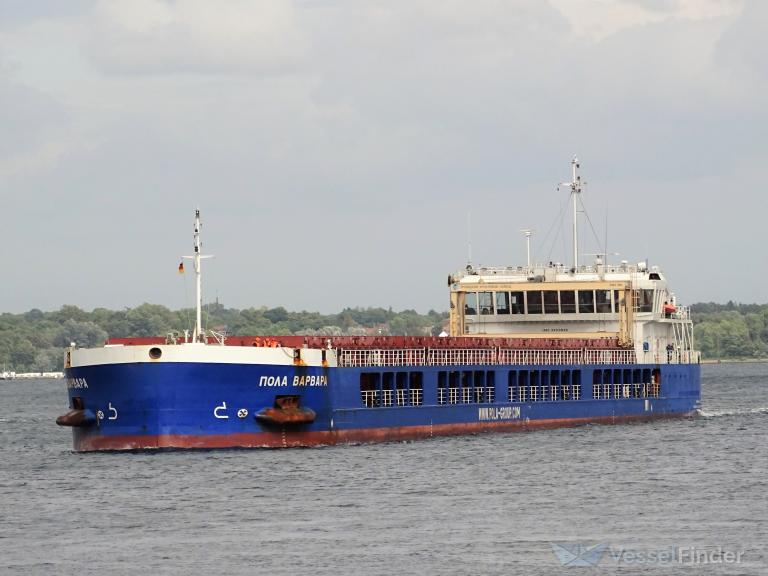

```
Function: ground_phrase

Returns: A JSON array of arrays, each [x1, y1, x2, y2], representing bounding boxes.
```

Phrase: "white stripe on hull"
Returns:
[[70, 344, 335, 368]]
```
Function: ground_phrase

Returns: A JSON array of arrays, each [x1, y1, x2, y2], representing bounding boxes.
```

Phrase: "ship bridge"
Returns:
[[448, 258, 695, 364]]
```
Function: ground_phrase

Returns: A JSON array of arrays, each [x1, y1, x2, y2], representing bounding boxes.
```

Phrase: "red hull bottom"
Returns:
[[72, 412, 696, 452]]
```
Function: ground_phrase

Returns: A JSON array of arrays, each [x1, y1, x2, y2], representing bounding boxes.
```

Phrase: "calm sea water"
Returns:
[[1, 363, 766, 575]]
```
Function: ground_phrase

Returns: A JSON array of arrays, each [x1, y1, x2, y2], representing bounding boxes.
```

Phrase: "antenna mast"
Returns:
[[184, 209, 212, 343], [560, 156, 583, 270], [521, 229, 534, 270]]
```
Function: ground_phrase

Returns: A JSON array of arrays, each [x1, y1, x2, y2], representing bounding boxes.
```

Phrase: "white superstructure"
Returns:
[[448, 158, 697, 364]]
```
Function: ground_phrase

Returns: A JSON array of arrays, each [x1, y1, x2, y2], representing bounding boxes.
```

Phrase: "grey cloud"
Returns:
[[715, 0, 768, 82], [86, 0, 307, 75], [620, 0, 680, 12]]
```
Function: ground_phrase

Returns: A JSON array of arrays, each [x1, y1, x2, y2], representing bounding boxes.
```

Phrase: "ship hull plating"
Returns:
[[63, 361, 700, 452]]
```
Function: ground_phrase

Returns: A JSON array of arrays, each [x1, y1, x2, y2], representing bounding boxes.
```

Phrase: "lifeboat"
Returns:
[[256, 395, 316, 426]]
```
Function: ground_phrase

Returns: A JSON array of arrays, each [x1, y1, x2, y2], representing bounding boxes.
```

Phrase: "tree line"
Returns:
[[1, 301, 766, 372], [0, 304, 448, 372], [690, 302, 768, 360]]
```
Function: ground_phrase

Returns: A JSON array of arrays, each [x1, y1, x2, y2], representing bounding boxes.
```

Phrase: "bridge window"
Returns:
[[578, 290, 595, 314], [479, 292, 494, 315], [495, 291, 510, 314], [543, 291, 559, 314], [636, 289, 654, 313], [510, 291, 524, 314], [560, 290, 576, 313], [464, 292, 477, 315], [596, 290, 612, 313], [527, 291, 543, 314]]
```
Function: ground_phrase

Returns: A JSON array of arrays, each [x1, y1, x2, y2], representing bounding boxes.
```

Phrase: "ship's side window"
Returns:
[[593, 370, 604, 399], [438, 371, 447, 405], [495, 291, 510, 314], [474, 370, 486, 402], [486, 371, 495, 402], [527, 291, 543, 314], [510, 292, 524, 314], [396, 372, 408, 406], [409, 372, 423, 406], [560, 290, 576, 313], [543, 291, 559, 314], [651, 369, 661, 397], [464, 292, 477, 315], [578, 290, 595, 314], [530, 371, 539, 401], [562, 370, 571, 399], [614, 290, 622, 312], [519, 371, 529, 402], [360, 373, 380, 407], [461, 371, 473, 403], [573, 370, 582, 399], [478, 292, 494, 315], [550, 370, 560, 401], [596, 290, 612, 313], [449, 371, 460, 404], [382, 372, 394, 407], [508, 371, 518, 402], [638, 289, 654, 313]]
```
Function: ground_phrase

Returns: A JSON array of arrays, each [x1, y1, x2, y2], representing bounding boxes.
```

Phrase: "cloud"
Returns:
[[0, 60, 96, 180], [86, 0, 306, 75], [549, 0, 741, 40], [715, 0, 768, 82]]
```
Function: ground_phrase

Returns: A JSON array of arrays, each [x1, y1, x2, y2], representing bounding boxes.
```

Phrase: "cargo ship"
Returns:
[[57, 159, 700, 451]]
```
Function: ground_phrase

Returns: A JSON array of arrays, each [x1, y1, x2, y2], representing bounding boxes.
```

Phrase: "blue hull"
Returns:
[[62, 361, 700, 451]]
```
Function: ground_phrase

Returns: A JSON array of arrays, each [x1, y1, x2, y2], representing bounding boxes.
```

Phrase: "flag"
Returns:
[[178, 261, 184, 274]]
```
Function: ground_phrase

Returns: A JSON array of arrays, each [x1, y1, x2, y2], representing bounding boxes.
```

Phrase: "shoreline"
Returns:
[[701, 358, 768, 364]]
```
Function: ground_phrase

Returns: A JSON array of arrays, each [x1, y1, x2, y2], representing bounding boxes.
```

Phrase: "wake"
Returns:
[[697, 406, 768, 418]]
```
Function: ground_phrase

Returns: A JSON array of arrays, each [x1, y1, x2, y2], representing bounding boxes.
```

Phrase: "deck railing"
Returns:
[[338, 347, 643, 368]]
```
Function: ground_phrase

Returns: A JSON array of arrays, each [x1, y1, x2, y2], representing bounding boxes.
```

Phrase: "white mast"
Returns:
[[561, 156, 583, 270], [184, 209, 212, 343], [521, 229, 534, 269]]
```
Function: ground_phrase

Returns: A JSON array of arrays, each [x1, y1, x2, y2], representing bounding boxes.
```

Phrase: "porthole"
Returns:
[[149, 347, 162, 360]]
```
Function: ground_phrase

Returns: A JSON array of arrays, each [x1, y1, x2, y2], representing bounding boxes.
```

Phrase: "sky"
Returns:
[[1, 0, 765, 314]]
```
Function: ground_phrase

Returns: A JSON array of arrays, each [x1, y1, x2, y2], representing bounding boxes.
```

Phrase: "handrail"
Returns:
[[338, 347, 649, 368]]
